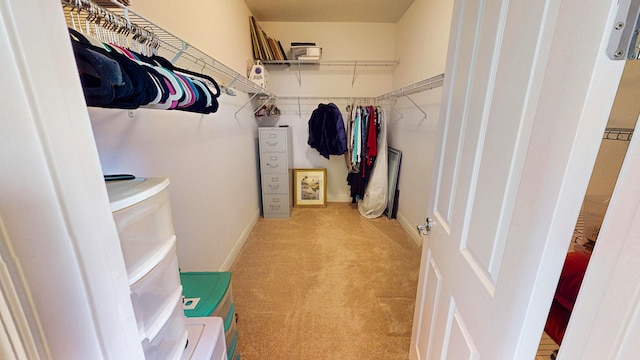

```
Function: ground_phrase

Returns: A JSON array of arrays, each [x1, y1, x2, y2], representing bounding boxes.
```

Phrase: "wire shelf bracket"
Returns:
[[607, 0, 640, 60]]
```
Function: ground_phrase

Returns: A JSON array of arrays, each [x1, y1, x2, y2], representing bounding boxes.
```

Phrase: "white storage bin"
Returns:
[[107, 178, 176, 283], [181, 317, 227, 360], [142, 294, 188, 360], [131, 242, 182, 340]]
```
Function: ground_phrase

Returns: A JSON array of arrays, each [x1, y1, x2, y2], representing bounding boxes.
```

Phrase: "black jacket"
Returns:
[[308, 103, 348, 159]]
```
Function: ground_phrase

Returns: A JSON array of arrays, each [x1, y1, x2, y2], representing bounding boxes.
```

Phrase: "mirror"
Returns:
[[386, 147, 402, 219]]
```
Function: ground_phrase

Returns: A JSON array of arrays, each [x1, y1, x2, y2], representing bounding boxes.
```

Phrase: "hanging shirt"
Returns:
[[352, 106, 362, 166]]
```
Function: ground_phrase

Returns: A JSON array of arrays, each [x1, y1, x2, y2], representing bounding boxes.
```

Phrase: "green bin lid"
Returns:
[[180, 271, 231, 317]]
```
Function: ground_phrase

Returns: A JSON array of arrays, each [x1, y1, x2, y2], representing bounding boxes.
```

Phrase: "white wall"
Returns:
[[90, 99, 260, 272], [393, 0, 454, 89], [388, 0, 454, 242], [130, 0, 254, 75], [90, 0, 261, 271], [256, 22, 398, 202]]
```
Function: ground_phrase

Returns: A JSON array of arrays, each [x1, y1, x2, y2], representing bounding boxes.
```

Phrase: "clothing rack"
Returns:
[[254, 96, 380, 118], [603, 127, 634, 141], [61, 0, 273, 98], [253, 73, 446, 118]]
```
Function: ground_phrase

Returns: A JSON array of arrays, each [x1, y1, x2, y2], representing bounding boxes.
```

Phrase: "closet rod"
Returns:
[[268, 96, 379, 102], [62, 0, 159, 50], [254, 96, 385, 119]]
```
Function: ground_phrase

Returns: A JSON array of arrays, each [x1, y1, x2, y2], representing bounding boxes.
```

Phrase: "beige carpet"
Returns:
[[230, 203, 422, 360]]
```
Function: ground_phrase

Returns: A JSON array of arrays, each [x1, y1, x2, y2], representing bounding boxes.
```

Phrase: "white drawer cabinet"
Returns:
[[107, 178, 188, 359], [258, 127, 292, 219]]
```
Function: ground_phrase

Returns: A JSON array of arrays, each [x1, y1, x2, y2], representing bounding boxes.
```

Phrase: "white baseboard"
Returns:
[[220, 208, 260, 271], [396, 212, 423, 247], [327, 195, 352, 203]]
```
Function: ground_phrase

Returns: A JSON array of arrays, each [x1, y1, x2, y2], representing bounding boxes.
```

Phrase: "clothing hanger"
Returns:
[[66, 0, 216, 114]]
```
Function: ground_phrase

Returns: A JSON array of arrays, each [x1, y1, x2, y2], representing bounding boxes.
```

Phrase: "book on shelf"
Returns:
[[249, 16, 287, 61]]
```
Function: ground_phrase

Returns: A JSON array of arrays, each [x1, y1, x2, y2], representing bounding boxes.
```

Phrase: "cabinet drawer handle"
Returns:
[[269, 184, 280, 190], [270, 204, 281, 210], [267, 163, 279, 168], [266, 141, 278, 146]]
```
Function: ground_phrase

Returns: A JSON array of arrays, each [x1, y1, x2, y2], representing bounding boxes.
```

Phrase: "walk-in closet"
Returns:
[[2, 0, 639, 359]]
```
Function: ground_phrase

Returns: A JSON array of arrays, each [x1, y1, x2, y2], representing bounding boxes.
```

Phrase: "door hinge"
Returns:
[[607, 0, 640, 60]]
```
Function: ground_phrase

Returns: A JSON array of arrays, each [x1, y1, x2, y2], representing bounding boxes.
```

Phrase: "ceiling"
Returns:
[[243, 0, 415, 23]]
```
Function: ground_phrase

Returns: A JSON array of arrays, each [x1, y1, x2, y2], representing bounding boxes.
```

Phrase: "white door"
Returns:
[[559, 115, 640, 358], [410, 0, 625, 358], [0, 0, 143, 358]]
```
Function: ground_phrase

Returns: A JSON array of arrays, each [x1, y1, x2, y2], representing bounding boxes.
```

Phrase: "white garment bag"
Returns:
[[358, 109, 388, 218]]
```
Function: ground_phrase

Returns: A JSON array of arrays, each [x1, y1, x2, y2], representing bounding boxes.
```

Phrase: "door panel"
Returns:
[[410, 0, 625, 357], [436, 0, 484, 223], [415, 250, 443, 359], [445, 307, 479, 360]]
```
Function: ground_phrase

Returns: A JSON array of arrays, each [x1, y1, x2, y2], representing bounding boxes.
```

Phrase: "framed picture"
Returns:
[[293, 168, 327, 207], [386, 147, 402, 219]]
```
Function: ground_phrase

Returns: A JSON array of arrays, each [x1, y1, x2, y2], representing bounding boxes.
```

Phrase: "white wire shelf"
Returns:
[[603, 128, 634, 141], [377, 73, 445, 100], [61, 0, 445, 118], [261, 60, 399, 67], [261, 59, 399, 87]]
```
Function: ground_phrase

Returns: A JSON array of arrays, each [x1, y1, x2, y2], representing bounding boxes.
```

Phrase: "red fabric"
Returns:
[[545, 300, 571, 344], [544, 251, 591, 345], [366, 106, 377, 158], [555, 251, 590, 311]]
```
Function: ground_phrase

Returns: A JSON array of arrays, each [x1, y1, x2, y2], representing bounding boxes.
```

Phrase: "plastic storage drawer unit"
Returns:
[[224, 304, 236, 351], [181, 317, 227, 360], [142, 294, 188, 360], [181, 272, 233, 319], [181, 272, 238, 359], [130, 243, 182, 340], [108, 178, 176, 284], [107, 178, 188, 359], [227, 331, 238, 360]]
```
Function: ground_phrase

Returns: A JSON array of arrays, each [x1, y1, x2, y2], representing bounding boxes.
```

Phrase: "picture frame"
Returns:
[[386, 147, 402, 219], [293, 168, 327, 207]]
